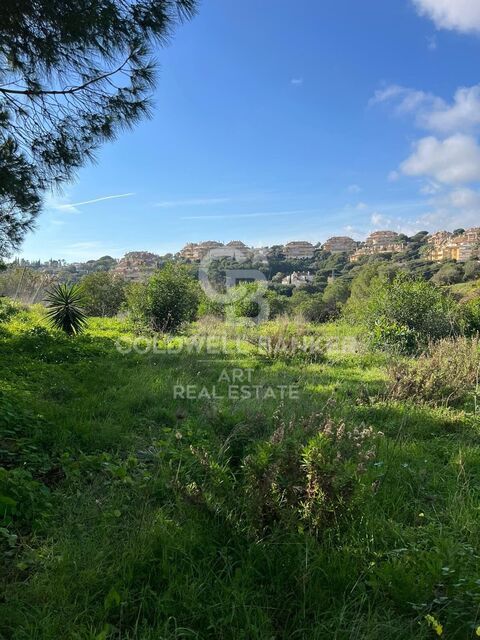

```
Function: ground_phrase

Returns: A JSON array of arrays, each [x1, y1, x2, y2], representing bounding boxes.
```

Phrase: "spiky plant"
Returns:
[[44, 283, 88, 335]]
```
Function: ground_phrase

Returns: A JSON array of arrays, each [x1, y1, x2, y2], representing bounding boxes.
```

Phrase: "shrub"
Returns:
[[431, 263, 464, 285], [388, 337, 480, 406], [242, 416, 379, 536], [0, 297, 19, 322], [291, 291, 330, 322], [361, 274, 461, 354], [44, 283, 88, 335], [175, 413, 381, 539], [127, 263, 201, 332], [463, 297, 480, 336], [265, 290, 291, 319], [197, 291, 225, 319], [463, 260, 480, 281], [228, 282, 267, 322], [80, 271, 126, 317], [322, 278, 351, 309]]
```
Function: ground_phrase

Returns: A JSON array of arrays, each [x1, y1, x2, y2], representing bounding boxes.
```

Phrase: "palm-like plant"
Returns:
[[44, 283, 88, 335]]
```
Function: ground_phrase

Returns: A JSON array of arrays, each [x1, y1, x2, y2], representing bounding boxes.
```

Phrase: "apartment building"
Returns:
[[322, 236, 357, 253], [283, 241, 315, 259], [350, 230, 405, 262], [113, 251, 160, 281]]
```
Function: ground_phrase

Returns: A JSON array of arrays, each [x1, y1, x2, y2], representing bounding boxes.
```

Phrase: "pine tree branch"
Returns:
[[0, 55, 133, 97]]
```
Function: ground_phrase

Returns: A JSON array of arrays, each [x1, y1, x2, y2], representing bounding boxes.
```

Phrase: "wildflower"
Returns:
[[425, 614, 443, 636], [476, 627, 480, 637]]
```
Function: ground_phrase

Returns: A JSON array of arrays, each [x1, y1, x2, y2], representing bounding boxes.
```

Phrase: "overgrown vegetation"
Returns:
[[1, 297, 480, 639], [126, 263, 201, 332]]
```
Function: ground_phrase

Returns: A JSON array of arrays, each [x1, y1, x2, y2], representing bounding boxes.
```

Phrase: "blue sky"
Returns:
[[19, 0, 480, 261]]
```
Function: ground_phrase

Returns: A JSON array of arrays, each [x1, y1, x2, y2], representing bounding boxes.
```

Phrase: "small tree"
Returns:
[[45, 283, 87, 335], [362, 274, 461, 354], [80, 272, 126, 317], [129, 263, 200, 332], [464, 260, 480, 282], [322, 278, 350, 316]]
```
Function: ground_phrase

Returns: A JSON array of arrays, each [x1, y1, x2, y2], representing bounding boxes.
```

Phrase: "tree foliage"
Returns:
[[128, 263, 200, 332], [80, 271, 126, 317], [0, 0, 196, 255], [361, 274, 461, 354]]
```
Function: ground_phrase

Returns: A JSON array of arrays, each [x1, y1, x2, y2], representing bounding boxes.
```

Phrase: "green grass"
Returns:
[[1, 308, 480, 639]]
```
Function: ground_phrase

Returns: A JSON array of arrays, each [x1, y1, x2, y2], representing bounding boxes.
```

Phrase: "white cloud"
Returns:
[[371, 83, 480, 134], [412, 0, 480, 34], [440, 186, 480, 209], [46, 192, 134, 214], [180, 209, 315, 221], [347, 184, 362, 193], [400, 134, 480, 184], [370, 84, 438, 115], [63, 241, 122, 261], [370, 212, 392, 227], [290, 77, 303, 86], [424, 85, 480, 133], [419, 180, 442, 195], [154, 197, 231, 208]]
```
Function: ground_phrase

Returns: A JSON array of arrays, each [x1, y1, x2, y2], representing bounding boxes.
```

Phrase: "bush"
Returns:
[[219, 282, 269, 323], [197, 292, 225, 320], [175, 413, 381, 539], [265, 290, 291, 319], [463, 297, 480, 336], [463, 260, 480, 281], [431, 263, 464, 285], [243, 416, 379, 536], [80, 271, 126, 317], [388, 337, 480, 406], [322, 278, 351, 309], [127, 263, 200, 332], [290, 291, 330, 322], [0, 297, 19, 322], [361, 274, 461, 354]]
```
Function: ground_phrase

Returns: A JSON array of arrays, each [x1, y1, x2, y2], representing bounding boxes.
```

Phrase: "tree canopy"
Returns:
[[0, 0, 196, 255]]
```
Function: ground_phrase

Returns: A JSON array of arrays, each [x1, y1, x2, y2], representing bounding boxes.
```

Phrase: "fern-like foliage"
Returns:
[[44, 283, 88, 335]]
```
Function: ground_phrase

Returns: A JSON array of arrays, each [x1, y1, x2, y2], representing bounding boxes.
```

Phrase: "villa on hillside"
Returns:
[[322, 236, 357, 254], [283, 241, 315, 259], [426, 227, 480, 262], [178, 241, 224, 261], [113, 251, 161, 281], [282, 271, 315, 287], [350, 230, 406, 262]]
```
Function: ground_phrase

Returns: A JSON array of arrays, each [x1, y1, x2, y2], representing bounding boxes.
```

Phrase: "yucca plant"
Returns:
[[44, 283, 88, 335]]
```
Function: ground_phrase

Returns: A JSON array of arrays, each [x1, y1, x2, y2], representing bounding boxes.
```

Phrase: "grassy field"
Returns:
[[1, 307, 480, 639]]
